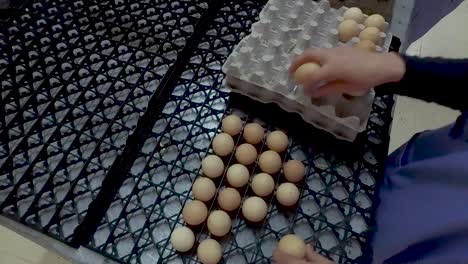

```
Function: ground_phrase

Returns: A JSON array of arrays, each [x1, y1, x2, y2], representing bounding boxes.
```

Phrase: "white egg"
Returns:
[[192, 177, 216, 202], [343, 7, 364, 23], [226, 164, 250, 187], [258, 150, 282, 174], [242, 196, 268, 222], [170, 226, 195, 252], [222, 114, 242, 136], [276, 183, 300, 206], [207, 210, 232, 237], [283, 160, 305, 183], [235, 143, 257, 165], [278, 234, 306, 258], [266, 130, 289, 152], [201, 155, 224, 179], [212, 133, 235, 157], [218, 187, 241, 211], [355, 40, 376, 52], [197, 239, 222, 264], [337, 19, 359, 42], [243, 123, 264, 144], [365, 14, 386, 31], [359, 26, 380, 44], [294, 62, 321, 86], [251, 173, 275, 197], [182, 200, 208, 226]]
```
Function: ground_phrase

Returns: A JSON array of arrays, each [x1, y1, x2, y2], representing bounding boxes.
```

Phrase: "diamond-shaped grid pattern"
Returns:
[[0, 0, 209, 244], [2, 0, 397, 263], [91, 0, 397, 263]]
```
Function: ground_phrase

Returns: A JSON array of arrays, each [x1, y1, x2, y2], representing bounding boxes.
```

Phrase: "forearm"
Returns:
[[378, 55, 468, 111]]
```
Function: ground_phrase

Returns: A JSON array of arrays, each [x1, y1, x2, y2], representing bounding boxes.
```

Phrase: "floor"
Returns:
[[0, 223, 70, 264], [0, 216, 70, 264], [0, 216, 114, 264], [1, 0, 468, 263], [388, 0, 467, 153]]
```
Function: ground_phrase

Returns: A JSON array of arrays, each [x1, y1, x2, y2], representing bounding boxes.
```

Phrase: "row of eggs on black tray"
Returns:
[[170, 114, 308, 264]]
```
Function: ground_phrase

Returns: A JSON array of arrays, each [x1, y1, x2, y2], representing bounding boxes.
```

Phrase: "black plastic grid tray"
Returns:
[[0, 0, 398, 263], [85, 1, 397, 263], [0, 0, 209, 243]]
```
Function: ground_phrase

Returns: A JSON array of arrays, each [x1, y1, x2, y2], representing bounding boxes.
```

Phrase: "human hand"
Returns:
[[289, 47, 405, 97], [273, 244, 335, 264]]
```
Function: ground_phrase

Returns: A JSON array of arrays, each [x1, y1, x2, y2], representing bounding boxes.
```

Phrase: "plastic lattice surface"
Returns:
[[1, 0, 396, 263], [87, 1, 261, 262], [0, 0, 209, 243], [88, 0, 395, 263]]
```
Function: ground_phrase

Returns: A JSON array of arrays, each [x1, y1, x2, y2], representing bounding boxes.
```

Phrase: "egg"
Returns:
[[359, 27, 381, 44], [202, 155, 224, 179], [222, 114, 242, 136], [243, 123, 264, 144], [251, 173, 275, 197], [278, 234, 306, 258], [266, 130, 289, 152], [218, 187, 242, 211], [170, 226, 195, 252], [192, 177, 216, 202], [365, 14, 386, 31], [293, 62, 321, 86], [242, 196, 268, 222], [355, 40, 376, 52], [183, 200, 208, 225], [276, 183, 300, 206], [207, 210, 232, 237], [343, 7, 364, 23], [235, 143, 257, 165], [212, 133, 234, 157], [337, 19, 359, 42], [258, 150, 282, 174], [283, 160, 305, 183], [197, 239, 222, 264], [226, 164, 250, 187]]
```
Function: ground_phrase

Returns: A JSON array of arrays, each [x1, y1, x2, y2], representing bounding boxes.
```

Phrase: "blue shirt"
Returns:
[[371, 112, 468, 263]]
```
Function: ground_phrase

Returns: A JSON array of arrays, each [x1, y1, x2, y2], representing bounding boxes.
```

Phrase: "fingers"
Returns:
[[289, 49, 328, 74], [305, 245, 334, 264], [273, 249, 310, 264], [305, 245, 318, 260], [273, 246, 335, 264], [301, 66, 336, 95], [309, 81, 351, 98]]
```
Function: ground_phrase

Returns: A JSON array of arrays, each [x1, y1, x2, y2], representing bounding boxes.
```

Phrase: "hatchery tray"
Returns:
[[0, 0, 211, 245], [0, 0, 399, 263]]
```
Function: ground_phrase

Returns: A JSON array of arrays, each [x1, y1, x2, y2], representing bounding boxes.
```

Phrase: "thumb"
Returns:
[[309, 81, 351, 98], [305, 245, 334, 264], [273, 248, 310, 264], [301, 65, 335, 93], [289, 49, 328, 74]]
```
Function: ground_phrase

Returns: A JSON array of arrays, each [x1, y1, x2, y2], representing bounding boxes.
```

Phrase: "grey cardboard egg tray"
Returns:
[[222, 0, 393, 141]]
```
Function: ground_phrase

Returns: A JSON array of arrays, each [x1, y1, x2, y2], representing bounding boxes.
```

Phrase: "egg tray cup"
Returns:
[[222, 0, 395, 141]]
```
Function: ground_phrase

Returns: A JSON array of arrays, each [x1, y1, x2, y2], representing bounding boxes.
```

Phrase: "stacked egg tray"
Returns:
[[0, 0, 399, 263], [222, 0, 394, 141], [328, 0, 394, 20]]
